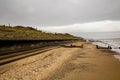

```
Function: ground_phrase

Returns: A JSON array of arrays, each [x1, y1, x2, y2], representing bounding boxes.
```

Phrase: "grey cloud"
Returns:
[[0, 0, 120, 26]]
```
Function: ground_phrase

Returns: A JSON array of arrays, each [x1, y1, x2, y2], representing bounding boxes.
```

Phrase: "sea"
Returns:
[[80, 32, 120, 60], [92, 38, 120, 60]]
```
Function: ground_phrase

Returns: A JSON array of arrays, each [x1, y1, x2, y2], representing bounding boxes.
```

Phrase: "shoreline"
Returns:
[[92, 41, 120, 61], [1, 41, 120, 80]]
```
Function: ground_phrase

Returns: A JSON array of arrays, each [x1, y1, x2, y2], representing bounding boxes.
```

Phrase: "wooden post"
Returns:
[[96, 45, 99, 49]]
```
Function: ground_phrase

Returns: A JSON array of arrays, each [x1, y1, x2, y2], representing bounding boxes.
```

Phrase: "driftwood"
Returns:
[[96, 45, 112, 49]]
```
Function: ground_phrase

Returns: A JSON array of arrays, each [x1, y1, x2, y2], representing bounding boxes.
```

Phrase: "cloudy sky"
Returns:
[[0, 0, 120, 38]]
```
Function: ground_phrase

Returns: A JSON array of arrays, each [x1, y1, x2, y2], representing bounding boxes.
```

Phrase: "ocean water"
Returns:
[[91, 38, 120, 60], [80, 32, 120, 60]]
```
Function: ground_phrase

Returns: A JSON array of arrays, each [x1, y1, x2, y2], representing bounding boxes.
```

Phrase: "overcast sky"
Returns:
[[0, 0, 120, 36]]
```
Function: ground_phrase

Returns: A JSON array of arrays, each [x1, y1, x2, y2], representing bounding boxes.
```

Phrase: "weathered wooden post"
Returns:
[[96, 45, 99, 49]]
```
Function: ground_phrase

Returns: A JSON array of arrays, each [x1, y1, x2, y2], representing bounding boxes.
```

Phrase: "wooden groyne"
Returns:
[[96, 45, 112, 49], [61, 44, 84, 48], [0, 39, 80, 55]]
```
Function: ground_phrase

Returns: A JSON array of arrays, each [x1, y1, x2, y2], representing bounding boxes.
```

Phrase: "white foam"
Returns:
[[91, 39, 120, 60]]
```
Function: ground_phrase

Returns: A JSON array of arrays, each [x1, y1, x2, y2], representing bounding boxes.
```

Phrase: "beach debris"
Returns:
[[96, 45, 112, 49], [61, 44, 83, 48]]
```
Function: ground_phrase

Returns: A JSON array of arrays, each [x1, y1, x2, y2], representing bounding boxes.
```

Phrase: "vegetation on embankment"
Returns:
[[0, 25, 81, 40]]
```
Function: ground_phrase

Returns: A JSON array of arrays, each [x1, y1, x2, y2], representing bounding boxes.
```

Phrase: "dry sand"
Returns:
[[0, 41, 120, 80]]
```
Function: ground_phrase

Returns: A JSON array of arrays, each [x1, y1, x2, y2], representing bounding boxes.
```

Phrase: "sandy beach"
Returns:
[[0, 41, 120, 80]]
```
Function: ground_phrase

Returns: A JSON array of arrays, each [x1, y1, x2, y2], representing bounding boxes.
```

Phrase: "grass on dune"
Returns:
[[0, 25, 81, 40]]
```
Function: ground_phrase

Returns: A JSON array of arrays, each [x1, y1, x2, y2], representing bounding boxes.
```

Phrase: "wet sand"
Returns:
[[0, 41, 120, 80]]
